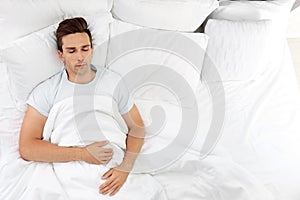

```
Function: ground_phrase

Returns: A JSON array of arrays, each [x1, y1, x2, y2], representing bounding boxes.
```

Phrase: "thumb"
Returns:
[[102, 169, 113, 179], [97, 140, 109, 147]]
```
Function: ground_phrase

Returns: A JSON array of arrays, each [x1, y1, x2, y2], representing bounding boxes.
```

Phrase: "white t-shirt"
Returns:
[[27, 65, 134, 117]]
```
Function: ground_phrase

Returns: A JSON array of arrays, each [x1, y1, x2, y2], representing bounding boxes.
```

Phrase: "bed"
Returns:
[[1, 0, 300, 199]]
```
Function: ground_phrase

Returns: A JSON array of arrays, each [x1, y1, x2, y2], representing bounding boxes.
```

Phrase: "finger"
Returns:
[[92, 154, 110, 163], [97, 149, 113, 156], [101, 156, 112, 163], [104, 152, 114, 158], [110, 186, 121, 196], [101, 181, 118, 195], [102, 148, 113, 153], [106, 184, 119, 195], [102, 169, 113, 180], [96, 140, 109, 146], [100, 179, 117, 195], [101, 158, 113, 164], [100, 178, 114, 191], [98, 159, 108, 164], [96, 150, 113, 157], [106, 156, 113, 162], [97, 152, 113, 159]]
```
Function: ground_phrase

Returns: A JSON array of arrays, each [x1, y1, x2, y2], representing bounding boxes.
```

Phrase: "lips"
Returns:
[[75, 63, 86, 68]]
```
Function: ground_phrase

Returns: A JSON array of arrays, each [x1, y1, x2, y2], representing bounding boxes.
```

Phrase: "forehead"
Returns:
[[61, 32, 90, 48]]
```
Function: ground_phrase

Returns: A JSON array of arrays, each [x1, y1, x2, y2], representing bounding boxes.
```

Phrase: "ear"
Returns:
[[57, 50, 64, 61]]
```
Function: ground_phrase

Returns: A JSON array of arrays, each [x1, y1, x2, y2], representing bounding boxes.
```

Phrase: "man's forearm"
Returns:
[[20, 139, 85, 162], [119, 127, 144, 172]]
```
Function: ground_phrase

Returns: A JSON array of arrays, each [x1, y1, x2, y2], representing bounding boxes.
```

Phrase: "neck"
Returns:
[[66, 68, 96, 84]]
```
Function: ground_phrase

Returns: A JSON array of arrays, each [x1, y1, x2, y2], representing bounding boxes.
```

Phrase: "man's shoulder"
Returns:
[[32, 70, 64, 92], [27, 70, 64, 114]]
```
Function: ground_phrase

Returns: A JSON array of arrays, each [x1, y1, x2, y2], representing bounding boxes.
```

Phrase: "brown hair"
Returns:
[[55, 17, 93, 52]]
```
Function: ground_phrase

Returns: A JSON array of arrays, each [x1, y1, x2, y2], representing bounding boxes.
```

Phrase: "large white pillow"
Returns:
[[106, 19, 209, 102], [202, 19, 275, 81], [211, 0, 295, 21], [112, 0, 219, 31], [0, 13, 113, 108], [0, 0, 113, 48], [58, 0, 113, 18]]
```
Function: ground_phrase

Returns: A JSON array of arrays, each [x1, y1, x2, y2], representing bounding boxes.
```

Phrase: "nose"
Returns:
[[77, 52, 84, 62]]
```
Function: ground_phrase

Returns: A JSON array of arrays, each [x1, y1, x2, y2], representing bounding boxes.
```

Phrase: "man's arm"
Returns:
[[19, 105, 113, 164], [119, 104, 145, 171], [99, 104, 145, 196]]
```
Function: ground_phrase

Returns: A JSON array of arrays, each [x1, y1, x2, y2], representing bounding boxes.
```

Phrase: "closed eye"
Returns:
[[82, 45, 90, 51]]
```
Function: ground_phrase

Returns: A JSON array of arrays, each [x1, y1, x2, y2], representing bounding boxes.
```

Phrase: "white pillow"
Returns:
[[106, 19, 209, 102], [58, 0, 113, 18], [112, 0, 219, 31], [0, 0, 113, 48], [1, 13, 113, 108], [202, 19, 274, 81], [211, 0, 295, 21]]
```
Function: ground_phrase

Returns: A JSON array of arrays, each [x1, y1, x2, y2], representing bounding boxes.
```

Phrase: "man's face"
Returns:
[[57, 32, 93, 78]]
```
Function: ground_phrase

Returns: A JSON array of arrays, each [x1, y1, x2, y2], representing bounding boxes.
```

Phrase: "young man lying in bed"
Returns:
[[19, 17, 147, 197]]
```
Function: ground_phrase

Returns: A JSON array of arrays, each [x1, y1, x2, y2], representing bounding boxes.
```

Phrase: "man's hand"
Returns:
[[98, 105, 144, 196], [99, 168, 129, 196], [83, 141, 114, 164]]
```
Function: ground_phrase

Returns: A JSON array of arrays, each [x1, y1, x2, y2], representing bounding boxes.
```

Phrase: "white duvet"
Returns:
[[0, 95, 167, 200]]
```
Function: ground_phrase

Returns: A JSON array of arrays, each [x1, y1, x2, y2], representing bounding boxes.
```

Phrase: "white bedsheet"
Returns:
[[152, 154, 275, 200], [214, 42, 300, 200], [243, 43, 300, 200]]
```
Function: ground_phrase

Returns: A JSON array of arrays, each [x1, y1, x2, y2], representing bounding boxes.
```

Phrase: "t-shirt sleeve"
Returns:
[[26, 81, 52, 117], [115, 77, 134, 115]]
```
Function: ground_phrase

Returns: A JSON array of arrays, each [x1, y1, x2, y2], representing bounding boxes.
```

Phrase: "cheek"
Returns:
[[82, 51, 89, 57], [85, 52, 93, 60], [64, 55, 77, 63]]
